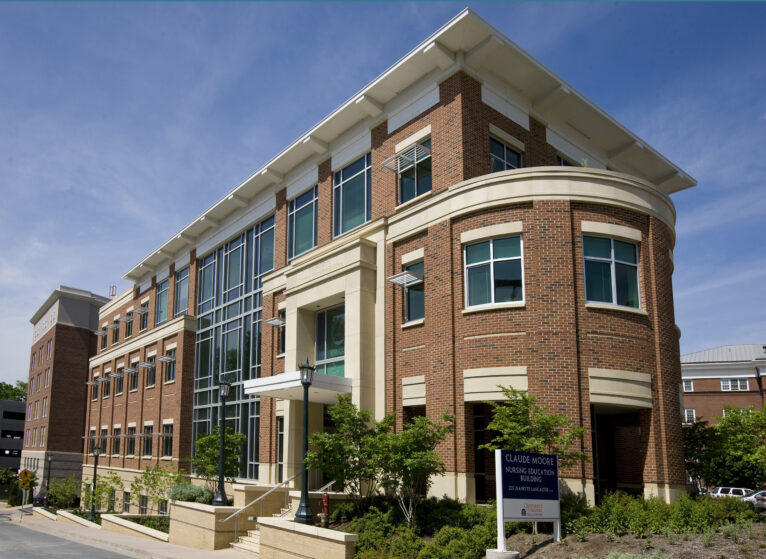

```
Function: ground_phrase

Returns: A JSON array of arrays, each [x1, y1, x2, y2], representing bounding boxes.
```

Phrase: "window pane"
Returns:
[[325, 307, 345, 359], [615, 263, 639, 307], [466, 241, 490, 265], [342, 156, 366, 181], [405, 262, 424, 322], [325, 361, 344, 377], [583, 236, 611, 259], [295, 188, 315, 208], [491, 158, 506, 173], [467, 264, 491, 306], [490, 138, 505, 159], [494, 260, 522, 302], [493, 237, 520, 259], [614, 240, 637, 264], [227, 247, 241, 290], [416, 157, 432, 196], [341, 173, 366, 232], [400, 166, 416, 203], [585, 260, 612, 303], [507, 148, 521, 169], [259, 228, 274, 274], [201, 266, 213, 302], [294, 203, 314, 256]]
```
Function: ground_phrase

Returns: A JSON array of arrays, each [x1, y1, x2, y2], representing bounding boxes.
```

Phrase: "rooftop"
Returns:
[[681, 344, 766, 364]]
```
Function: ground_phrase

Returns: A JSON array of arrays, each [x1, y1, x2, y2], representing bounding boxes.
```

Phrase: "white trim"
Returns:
[[395, 125, 432, 153], [101, 424, 108, 430], [585, 302, 648, 316], [164, 342, 177, 351], [402, 318, 425, 329], [131, 357, 140, 364], [581, 221, 642, 242], [489, 123, 525, 152], [116, 362, 125, 369], [127, 422, 136, 428], [126, 306, 134, 313], [401, 248, 425, 266], [104, 368, 112, 374], [146, 350, 157, 358], [481, 82, 530, 131], [462, 302, 525, 314], [546, 126, 607, 169], [285, 165, 319, 201], [143, 420, 154, 427], [140, 296, 150, 304], [461, 221, 523, 244], [277, 300, 286, 310], [162, 418, 174, 425], [113, 424, 121, 429], [388, 85, 439, 133], [331, 131, 371, 170]]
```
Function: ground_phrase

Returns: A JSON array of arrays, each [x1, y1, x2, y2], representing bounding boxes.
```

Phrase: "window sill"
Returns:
[[164, 380, 175, 385], [146, 385, 156, 390], [276, 353, 285, 359], [112, 454, 120, 458], [129, 389, 138, 393], [462, 301, 525, 315], [141, 455, 152, 459], [402, 318, 425, 329], [161, 456, 172, 461], [395, 190, 432, 212], [585, 302, 648, 316]]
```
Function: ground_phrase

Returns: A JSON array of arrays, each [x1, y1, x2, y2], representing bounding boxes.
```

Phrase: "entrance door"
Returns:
[[592, 405, 644, 502]]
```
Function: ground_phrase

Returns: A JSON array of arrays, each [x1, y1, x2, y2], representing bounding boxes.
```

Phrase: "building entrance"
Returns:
[[592, 405, 645, 503]]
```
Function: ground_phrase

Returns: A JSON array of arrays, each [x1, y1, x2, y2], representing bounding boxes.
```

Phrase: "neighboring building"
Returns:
[[0, 400, 25, 471], [100, 9, 694, 505], [22, 286, 109, 485], [681, 344, 766, 424], [83, 261, 197, 513]]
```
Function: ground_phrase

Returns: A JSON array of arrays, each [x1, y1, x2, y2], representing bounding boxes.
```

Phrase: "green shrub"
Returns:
[[167, 483, 212, 504], [347, 506, 398, 554], [129, 516, 170, 533], [47, 475, 81, 509], [330, 501, 357, 523], [8, 482, 21, 506], [390, 527, 426, 559]]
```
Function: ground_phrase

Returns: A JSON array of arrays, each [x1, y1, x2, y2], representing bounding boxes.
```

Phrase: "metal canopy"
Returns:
[[243, 371, 352, 405]]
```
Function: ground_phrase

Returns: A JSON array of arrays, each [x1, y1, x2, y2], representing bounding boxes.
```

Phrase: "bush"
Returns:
[[330, 501, 357, 523], [8, 482, 21, 506], [347, 506, 398, 554], [390, 527, 426, 559], [129, 516, 170, 533], [47, 476, 81, 509], [167, 483, 212, 504]]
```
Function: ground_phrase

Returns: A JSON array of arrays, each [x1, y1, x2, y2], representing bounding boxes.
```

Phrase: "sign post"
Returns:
[[487, 450, 561, 559]]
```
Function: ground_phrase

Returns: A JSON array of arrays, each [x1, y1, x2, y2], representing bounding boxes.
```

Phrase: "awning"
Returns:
[[243, 371, 352, 405]]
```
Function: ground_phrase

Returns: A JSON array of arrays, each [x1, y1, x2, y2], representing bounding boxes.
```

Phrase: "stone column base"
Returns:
[[486, 550, 520, 559]]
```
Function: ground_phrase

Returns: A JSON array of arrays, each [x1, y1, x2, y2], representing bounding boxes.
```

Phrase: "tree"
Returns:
[[379, 412, 454, 529], [131, 465, 185, 514], [192, 426, 247, 493], [0, 380, 28, 402], [47, 475, 81, 509], [683, 406, 766, 488], [681, 418, 712, 492], [306, 394, 395, 508], [479, 387, 588, 469], [82, 471, 123, 512]]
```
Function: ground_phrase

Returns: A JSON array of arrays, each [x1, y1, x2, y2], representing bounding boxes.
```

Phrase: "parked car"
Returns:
[[709, 487, 753, 498], [742, 490, 766, 510], [32, 490, 46, 507]]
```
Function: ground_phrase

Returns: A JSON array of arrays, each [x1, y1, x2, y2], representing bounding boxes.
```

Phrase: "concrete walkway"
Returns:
[[0, 503, 255, 559]]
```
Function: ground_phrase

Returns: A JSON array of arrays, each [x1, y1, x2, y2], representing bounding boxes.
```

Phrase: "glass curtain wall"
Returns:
[[193, 216, 274, 480]]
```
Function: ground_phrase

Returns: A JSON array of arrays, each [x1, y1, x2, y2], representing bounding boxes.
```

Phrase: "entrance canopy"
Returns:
[[243, 371, 352, 405]]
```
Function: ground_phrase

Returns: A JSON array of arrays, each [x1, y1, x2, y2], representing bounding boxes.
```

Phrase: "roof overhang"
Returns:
[[123, 8, 696, 284], [243, 371, 352, 405], [30, 285, 110, 324]]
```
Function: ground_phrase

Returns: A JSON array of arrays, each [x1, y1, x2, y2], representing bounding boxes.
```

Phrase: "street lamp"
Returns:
[[89, 443, 101, 522], [45, 455, 52, 508], [294, 358, 315, 525], [212, 378, 232, 506]]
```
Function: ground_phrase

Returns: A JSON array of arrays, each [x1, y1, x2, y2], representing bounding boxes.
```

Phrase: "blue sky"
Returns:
[[1, 3, 764, 384]]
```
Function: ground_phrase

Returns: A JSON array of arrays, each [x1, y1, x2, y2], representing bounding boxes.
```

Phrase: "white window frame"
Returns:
[[682, 379, 693, 392], [583, 235, 641, 309], [174, 267, 190, 317], [490, 137, 522, 172], [721, 378, 749, 391], [395, 138, 432, 205], [333, 153, 372, 237], [288, 185, 318, 260], [155, 279, 169, 325], [684, 408, 696, 424], [463, 236, 525, 309]]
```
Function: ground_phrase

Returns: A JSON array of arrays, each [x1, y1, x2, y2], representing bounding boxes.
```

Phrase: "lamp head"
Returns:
[[93, 445, 100, 457], [219, 378, 231, 398], [299, 357, 315, 387]]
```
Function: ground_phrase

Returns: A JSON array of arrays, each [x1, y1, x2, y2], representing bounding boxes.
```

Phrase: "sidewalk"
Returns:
[[0, 502, 254, 559]]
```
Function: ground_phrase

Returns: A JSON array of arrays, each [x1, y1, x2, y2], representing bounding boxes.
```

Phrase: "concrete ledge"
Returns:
[[33, 507, 58, 521], [257, 517, 358, 559], [101, 514, 170, 542], [168, 500, 254, 550], [57, 509, 102, 529]]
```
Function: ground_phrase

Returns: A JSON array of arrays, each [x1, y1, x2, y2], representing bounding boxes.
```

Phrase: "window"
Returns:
[[165, 349, 176, 383], [316, 305, 345, 377], [159, 499, 168, 515], [101, 428, 108, 451], [24, 429, 29, 447], [108, 490, 116, 512], [156, 279, 169, 325], [139, 495, 148, 515], [103, 377, 110, 398], [464, 236, 524, 307], [146, 356, 156, 387], [100, 332, 107, 349], [684, 409, 696, 424], [125, 312, 133, 338], [143, 426, 153, 456], [198, 253, 216, 314], [116, 368, 124, 395], [682, 380, 693, 392], [112, 321, 119, 344], [113, 428, 121, 454], [398, 139, 432, 204], [130, 367, 139, 391], [162, 424, 173, 457], [44, 368, 50, 387], [140, 303, 149, 330], [288, 186, 318, 259], [91, 382, 98, 401], [490, 137, 522, 172], [46, 340, 52, 359], [32, 428, 37, 447], [39, 426, 45, 446], [36, 373, 41, 391], [721, 378, 749, 391], [276, 416, 284, 483], [31, 352, 35, 369], [175, 267, 189, 316], [556, 155, 576, 166], [42, 397, 48, 417], [123, 491, 131, 513], [583, 236, 640, 308], [277, 310, 286, 355], [89, 428, 96, 453], [333, 153, 371, 236], [126, 427, 136, 455], [404, 261, 424, 322], [34, 401, 38, 419]]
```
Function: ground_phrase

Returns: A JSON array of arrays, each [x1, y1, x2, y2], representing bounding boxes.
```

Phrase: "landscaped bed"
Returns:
[[125, 515, 170, 533]]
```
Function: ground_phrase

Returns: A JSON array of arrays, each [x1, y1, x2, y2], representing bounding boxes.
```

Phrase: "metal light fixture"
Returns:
[[157, 355, 176, 363], [265, 316, 286, 327], [117, 316, 133, 323], [108, 371, 123, 379], [295, 358, 316, 525], [132, 307, 148, 315], [212, 376, 232, 506], [85, 381, 98, 386], [89, 444, 101, 522], [45, 455, 52, 508], [123, 367, 138, 374], [93, 330, 107, 337], [138, 362, 155, 370]]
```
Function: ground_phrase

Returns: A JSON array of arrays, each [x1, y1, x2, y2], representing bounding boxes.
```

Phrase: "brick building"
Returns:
[[22, 286, 109, 486], [681, 344, 766, 425], [82, 255, 197, 512], [97, 9, 694, 505]]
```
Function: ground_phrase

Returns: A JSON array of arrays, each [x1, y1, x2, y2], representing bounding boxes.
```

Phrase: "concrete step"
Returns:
[[230, 541, 260, 555], [239, 534, 260, 546]]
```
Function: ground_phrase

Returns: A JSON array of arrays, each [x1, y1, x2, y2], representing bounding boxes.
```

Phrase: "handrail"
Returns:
[[220, 472, 300, 524], [316, 480, 337, 493]]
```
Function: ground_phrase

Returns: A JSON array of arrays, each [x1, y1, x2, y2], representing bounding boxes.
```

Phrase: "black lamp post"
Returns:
[[294, 358, 315, 525], [45, 455, 52, 508], [89, 444, 101, 522], [212, 378, 232, 506]]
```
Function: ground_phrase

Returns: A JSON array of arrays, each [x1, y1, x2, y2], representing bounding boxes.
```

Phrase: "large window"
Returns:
[[223, 236, 245, 303], [175, 267, 189, 317], [143, 426, 153, 457], [464, 236, 524, 307], [399, 139, 432, 204], [198, 253, 216, 315], [102, 377, 110, 398], [112, 321, 119, 344], [146, 356, 156, 388], [162, 424, 173, 457], [288, 186, 318, 259], [139, 303, 149, 330], [490, 138, 522, 172], [683, 409, 696, 424], [583, 236, 640, 308], [721, 378, 749, 391], [125, 312, 133, 338], [156, 279, 169, 325], [316, 306, 345, 377], [129, 368, 139, 391], [113, 428, 121, 454], [333, 153, 371, 236], [404, 261, 424, 322], [116, 368, 124, 395], [126, 427, 136, 455], [165, 349, 176, 383], [682, 379, 693, 392]]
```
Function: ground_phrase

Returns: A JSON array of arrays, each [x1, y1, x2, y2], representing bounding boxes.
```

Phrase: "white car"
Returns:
[[709, 487, 752, 498], [742, 490, 766, 510]]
